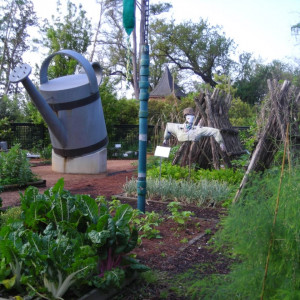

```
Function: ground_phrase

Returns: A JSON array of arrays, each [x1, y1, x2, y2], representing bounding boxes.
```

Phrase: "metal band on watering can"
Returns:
[[49, 92, 100, 111]]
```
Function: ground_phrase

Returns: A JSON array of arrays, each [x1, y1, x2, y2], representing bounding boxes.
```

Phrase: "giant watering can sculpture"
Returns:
[[9, 49, 108, 174]]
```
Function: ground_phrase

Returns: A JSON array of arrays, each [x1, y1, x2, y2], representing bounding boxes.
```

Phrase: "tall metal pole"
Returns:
[[137, 0, 150, 213]]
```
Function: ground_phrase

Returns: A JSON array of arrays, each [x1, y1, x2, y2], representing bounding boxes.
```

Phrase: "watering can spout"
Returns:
[[9, 64, 67, 146]]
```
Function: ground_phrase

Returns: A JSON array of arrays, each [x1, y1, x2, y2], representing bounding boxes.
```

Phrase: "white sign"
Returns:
[[154, 146, 171, 158], [115, 144, 122, 149]]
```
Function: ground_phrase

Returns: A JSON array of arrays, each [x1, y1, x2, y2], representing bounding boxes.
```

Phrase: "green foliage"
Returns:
[[0, 0, 37, 97], [150, 18, 236, 87], [229, 97, 256, 126], [133, 211, 163, 241], [100, 78, 120, 133], [0, 117, 11, 141], [238, 125, 257, 153], [0, 144, 38, 185], [148, 161, 191, 180], [0, 178, 147, 298], [0, 207, 22, 227], [23, 101, 46, 125], [31, 141, 52, 160], [148, 97, 195, 126], [214, 74, 237, 95], [0, 95, 25, 122], [39, 144, 52, 160], [198, 165, 300, 299], [123, 177, 231, 207], [40, 1, 92, 79], [116, 98, 139, 124], [147, 161, 244, 186], [234, 58, 300, 105], [100, 78, 139, 136], [167, 202, 194, 227], [194, 168, 244, 186]]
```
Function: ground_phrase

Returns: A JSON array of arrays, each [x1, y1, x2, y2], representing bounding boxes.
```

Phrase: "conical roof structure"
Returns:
[[150, 66, 186, 99]]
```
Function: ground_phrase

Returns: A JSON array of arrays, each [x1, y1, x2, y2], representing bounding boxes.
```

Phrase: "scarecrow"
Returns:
[[163, 107, 226, 151]]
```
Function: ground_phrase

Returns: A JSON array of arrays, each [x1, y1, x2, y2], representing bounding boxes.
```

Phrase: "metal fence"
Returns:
[[1, 123, 156, 158], [107, 124, 156, 159], [2, 123, 49, 150], [1, 123, 249, 158]]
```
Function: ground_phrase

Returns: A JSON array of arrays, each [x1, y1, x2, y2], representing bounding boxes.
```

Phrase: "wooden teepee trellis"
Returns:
[[233, 79, 300, 203], [173, 88, 247, 169]]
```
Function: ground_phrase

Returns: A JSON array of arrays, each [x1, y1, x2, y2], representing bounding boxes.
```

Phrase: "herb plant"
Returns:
[[0, 144, 38, 185], [167, 202, 194, 227], [123, 177, 231, 206], [133, 211, 163, 241]]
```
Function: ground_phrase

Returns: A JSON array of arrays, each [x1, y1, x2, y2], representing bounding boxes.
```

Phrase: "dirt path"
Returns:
[[1, 159, 137, 208]]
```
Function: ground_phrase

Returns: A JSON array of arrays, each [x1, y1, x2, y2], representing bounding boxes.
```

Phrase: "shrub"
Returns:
[[0, 144, 38, 185]]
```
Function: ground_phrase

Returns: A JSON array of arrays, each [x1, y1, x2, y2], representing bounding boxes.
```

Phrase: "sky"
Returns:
[[29, 0, 300, 65]]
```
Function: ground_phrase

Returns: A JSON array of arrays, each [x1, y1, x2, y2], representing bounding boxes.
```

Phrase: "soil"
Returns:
[[0, 159, 233, 299]]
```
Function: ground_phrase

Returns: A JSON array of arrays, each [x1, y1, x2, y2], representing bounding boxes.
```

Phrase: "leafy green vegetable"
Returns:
[[0, 178, 147, 298]]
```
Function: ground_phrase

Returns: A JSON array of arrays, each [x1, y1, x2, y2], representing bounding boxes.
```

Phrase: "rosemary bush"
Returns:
[[0, 144, 37, 185], [123, 177, 231, 206], [197, 165, 300, 299]]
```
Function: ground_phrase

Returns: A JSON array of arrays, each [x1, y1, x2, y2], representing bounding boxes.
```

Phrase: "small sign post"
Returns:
[[154, 146, 171, 185]]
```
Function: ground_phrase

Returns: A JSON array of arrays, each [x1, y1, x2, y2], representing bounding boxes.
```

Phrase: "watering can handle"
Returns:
[[40, 49, 101, 94]]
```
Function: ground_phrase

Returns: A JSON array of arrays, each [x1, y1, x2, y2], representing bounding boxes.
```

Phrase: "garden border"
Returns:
[[1, 180, 46, 192]]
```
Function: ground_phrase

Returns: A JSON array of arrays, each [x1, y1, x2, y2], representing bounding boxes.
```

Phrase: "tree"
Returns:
[[91, 1, 172, 99], [150, 18, 236, 87], [39, 0, 92, 78], [291, 21, 300, 37], [0, 0, 37, 95], [234, 58, 300, 105]]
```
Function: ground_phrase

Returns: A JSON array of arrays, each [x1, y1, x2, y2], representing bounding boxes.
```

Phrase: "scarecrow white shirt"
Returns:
[[163, 122, 226, 151]]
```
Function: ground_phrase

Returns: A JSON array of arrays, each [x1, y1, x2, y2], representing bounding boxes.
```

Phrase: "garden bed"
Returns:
[[0, 161, 233, 299], [108, 196, 232, 299], [0, 179, 46, 192]]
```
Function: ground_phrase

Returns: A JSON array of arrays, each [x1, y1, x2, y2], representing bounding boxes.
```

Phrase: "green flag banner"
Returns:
[[123, 0, 135, 36]]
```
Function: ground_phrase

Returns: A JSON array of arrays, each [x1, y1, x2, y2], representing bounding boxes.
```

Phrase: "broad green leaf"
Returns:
[[1, 275, 16, 289], [99, 202, 109, 216], [103, 268, 125, 289], [50, 177, 65, 194], [121, 256, 150, 272], [123, 227, 138, 253], [96, 214, 110, 232], [78, 195, 99, 223], [88, 230, 110, 245], [114, 204, 133, 228]]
